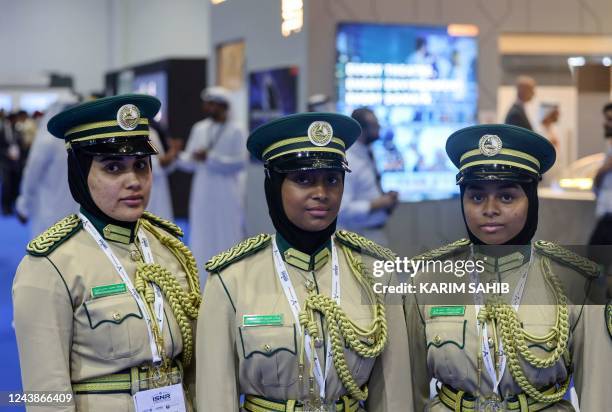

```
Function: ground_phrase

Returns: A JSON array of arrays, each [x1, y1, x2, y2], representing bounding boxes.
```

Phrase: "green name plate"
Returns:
[[243, 314, 284, 327], [430, 306, 465, 317], [91, 283, 127, 299]]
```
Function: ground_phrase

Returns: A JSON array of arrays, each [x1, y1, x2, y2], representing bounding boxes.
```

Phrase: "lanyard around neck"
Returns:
[[80, 213, 164, 364], [470, 246, 531, 394], [272, 236, 340, 400]]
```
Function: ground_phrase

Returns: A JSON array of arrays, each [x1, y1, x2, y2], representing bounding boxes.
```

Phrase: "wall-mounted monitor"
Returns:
[[249, 66, 298, 132], [336, 22, 478, 201], [133, 71, 168, 128]]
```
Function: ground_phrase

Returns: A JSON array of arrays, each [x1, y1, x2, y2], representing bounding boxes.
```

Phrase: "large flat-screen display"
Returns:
[[249, 66, 298, 132], [133, 71, 168, 128], [336, 23, 478, 201]]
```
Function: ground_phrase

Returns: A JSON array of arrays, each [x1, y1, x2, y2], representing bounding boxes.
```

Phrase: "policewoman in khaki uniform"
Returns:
[[13, 95, 201, 411], [404, 124, 612, 411], [196, 113, 411, 411]]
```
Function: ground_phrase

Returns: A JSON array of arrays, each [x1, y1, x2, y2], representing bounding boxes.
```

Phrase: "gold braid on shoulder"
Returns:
[[26, 214, 82, 256], [477, 255, 571, 403], [534, 240, 600, 278], [134, 219, 201, 367], [411, 238, 471, 262], [297, 244, 387, 401]]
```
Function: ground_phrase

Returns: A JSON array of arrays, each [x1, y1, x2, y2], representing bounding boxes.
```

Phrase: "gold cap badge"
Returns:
[[116, 104, 140, 131], [308, 121, 333, 146], [478, 134, 502, 157]]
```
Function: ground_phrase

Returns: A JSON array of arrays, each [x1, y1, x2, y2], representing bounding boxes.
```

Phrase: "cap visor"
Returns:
[[270, 157, 350, 173], [73, 138, 158, 156], [457, 170, 536, 185]]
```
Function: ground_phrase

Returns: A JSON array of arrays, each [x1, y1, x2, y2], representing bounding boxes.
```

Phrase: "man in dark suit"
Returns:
[[504, 75, 536, 130]]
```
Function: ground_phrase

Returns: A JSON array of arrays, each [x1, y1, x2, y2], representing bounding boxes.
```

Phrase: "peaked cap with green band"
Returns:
[[446, 124, 556, 184], [246, 112, 361, 173], [47, 94, 160, 156]]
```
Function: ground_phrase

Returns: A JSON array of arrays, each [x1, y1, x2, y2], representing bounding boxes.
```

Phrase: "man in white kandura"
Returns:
[[177, 87, 248, 285]]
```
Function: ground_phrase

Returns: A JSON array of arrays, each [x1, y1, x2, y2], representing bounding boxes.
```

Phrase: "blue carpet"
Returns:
[[0, 214, 29, 411]]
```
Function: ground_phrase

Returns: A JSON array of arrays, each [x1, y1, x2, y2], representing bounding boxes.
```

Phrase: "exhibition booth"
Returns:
[[208, 0, 612, 255]]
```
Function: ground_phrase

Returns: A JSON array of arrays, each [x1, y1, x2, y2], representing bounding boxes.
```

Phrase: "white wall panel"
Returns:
[[1, 0, 210, 95], [108, 0, 210, 69], [0, 0, 109, 93]]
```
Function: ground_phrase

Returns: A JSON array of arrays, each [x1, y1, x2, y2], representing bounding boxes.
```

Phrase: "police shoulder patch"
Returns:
[[334, 230, 395, 261], [26, 214, 82, 256], [205, 234, 272, 273], [534, 240, 600, 279], [140, 211, 183, 238], [411, 238, 471, 262], [606, 301, 612, 341]]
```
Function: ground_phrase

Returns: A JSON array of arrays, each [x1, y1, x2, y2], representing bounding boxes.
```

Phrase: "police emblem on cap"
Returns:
[[478, 134, 502, 157], [116, 104, 140, 131], [308, 121, 333, 146]]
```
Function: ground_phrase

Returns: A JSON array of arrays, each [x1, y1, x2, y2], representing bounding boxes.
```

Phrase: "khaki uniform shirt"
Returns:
[[13, 216, 195, 411], [404, 244, 611, 411], [196, 235, 411, 411]]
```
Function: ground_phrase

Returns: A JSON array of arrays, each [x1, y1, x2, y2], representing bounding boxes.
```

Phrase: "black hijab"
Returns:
[[460, 181, 538, 246], [264, 169, 338, 255], [67, 149, 139, 230]]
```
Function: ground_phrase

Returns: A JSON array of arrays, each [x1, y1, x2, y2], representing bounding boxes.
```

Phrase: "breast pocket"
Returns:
[[239, 325, 298, 387], [83, 294, 143, 360], [521, 320, 567, 382], [340, 315, 378, 384], [425, 318, 468, 386], [344, 334, 377, 384]]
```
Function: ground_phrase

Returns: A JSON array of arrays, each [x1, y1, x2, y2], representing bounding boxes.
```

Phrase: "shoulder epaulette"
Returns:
[[205, 234, 272, 273], [534, 240, 600, 279], [335, 230, 395, 261], [411, 238, 471, 261], [141, 211, 183, 238], [26, 214, 82, 256]]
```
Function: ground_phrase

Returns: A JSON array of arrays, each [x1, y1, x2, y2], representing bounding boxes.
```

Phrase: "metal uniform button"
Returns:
[[433, 335, 442, 345], [263, 344, 272, 353], [546, 340, 556, 349], [488, 337, 495, 348], [112, 312, 121, 321], [130, 250, 141, 261], [314, 337, 323, 348], [305, 279, 315, 291]]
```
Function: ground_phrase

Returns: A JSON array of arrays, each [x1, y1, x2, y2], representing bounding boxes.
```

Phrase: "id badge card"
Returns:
[[133, 383, 186, 412]]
